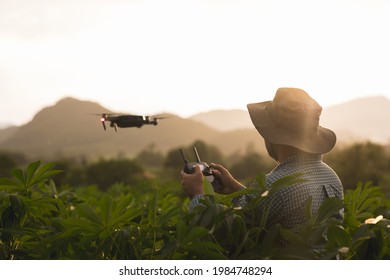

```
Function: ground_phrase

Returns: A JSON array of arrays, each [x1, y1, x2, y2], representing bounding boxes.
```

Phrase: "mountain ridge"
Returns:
[[1, 95, 389, 160], [0, 97, 263, 159], [191, 95, 390, 143]]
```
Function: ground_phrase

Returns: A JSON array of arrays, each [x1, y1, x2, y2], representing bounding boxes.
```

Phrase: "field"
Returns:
[[1, 161, 389, 260]]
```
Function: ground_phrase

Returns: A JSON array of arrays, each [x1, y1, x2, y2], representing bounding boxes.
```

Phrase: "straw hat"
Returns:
[[247, 88, 336, 154]]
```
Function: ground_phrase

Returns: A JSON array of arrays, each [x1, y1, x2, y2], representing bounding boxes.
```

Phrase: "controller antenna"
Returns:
[[180, 149, 189, 164], [193, 147, 201, 163]]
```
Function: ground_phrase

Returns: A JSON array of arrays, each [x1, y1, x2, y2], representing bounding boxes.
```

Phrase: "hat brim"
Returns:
[[247, 101, 336, 154]]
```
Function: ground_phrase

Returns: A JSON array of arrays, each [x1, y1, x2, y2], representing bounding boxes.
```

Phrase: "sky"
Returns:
[[1, 0, 390, 126]]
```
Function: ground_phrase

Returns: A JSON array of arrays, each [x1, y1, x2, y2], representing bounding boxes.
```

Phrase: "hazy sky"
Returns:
[[1, 0, 390, 125]]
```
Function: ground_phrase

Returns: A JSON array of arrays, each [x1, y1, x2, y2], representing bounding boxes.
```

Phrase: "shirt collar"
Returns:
[[279, 153, 322, 166]]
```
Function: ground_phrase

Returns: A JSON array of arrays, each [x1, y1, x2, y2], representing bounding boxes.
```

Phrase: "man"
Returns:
[[181, 87, 343, 230]]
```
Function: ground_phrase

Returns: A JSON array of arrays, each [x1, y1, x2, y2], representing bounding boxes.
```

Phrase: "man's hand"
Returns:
[[180, 164, 204, 198], [210, 163, 245, 194]]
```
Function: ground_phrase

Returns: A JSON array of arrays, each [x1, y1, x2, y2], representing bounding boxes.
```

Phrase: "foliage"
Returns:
[[0, 151, 27, 178], [135, 144, 164, 168], [1, 161, 389, 260], [164, 140, 225, 171], [85, 158, 146, 191], [229, 151, 273, 182], [2, 140, 390, 196], [325, 142, 390, 193]]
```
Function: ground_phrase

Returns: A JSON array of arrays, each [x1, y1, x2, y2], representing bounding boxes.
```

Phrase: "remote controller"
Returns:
[[180, 147, 222, 191]]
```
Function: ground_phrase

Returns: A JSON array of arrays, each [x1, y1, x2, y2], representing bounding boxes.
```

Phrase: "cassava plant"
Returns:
[[1, 161, 389, 260]]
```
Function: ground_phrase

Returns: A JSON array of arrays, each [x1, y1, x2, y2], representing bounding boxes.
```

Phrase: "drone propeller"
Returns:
[[89, 113, 115, 116], [110, 121, 118, 132], [101, 117, 106, 130], [89, 113, 115, 131], [150, 114, 173, 120]]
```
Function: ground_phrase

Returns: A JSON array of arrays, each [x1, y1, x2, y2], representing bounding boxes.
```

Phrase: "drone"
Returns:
[[98, 113, 168, 131]]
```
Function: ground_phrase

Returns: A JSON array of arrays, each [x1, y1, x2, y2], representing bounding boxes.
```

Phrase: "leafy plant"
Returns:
[[0, 161, 63, 259], [1, 161, 389, 260]]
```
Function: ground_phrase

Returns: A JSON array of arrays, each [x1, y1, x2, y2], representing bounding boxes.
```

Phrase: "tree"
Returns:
[[135, 143, 164, 168], [326, 142, 390, 190], [229, 151, 273, 182], [0, 151, 27, 177], [86, 158, 146, 190]]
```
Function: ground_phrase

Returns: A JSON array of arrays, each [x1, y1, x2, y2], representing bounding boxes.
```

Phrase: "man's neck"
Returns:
[[274, 144, 309, 163]]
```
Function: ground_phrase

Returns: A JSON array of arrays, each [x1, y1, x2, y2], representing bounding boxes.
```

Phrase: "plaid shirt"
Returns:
[[189, 154, 343, 229]]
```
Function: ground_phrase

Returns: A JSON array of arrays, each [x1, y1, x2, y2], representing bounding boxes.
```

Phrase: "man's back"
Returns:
[[264, 154, 343, 228]]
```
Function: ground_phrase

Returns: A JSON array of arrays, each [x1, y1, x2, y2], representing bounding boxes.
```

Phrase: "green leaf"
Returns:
[[202, 178, 215, 196], [10, 194, 27, 226], [228, 214, 247, 246], [76, 203, 102, 225], [111, 208, 143, 225], [327, 225, 351, 247], [31, 162, 62, 186], [10, 168, 24, 185], [61, 217, 99, 232], [99, 194, 114, 225], [255, 173, 267, 189], [181, 226, 209, 245], [33, 162, 56, 179], [185, 241, 226, 259], [111, 195, 134, 219], [148, 191, 158, 227], [0, 178, 23, 192], [175, 221, 187, 241], [27, 197, 60, 212], [352, 225, 375, 243], [26, 161, 41, 185], [315, 197, 344, 224]]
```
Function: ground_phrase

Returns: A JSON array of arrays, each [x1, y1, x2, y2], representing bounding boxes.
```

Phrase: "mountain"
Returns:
[[320, 96, 390, 143], [0, 126, 18, 144], [2, 95, 388, 161], [190, 96, 390, 144], [0, 97, 262, 159], [190, 109, 253, 132]]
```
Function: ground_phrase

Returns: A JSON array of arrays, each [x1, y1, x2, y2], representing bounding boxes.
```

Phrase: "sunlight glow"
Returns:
[[1, 0, 390, 125]]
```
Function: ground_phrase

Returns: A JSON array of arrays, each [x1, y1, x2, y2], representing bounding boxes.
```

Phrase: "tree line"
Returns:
[[1, 140, 389, 196]]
